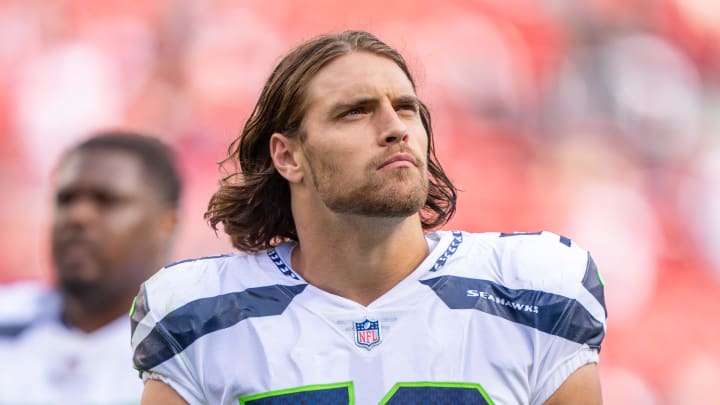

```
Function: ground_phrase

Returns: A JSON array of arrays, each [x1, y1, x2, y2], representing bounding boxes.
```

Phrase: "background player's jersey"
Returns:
[[0, 288, 143, 405], [131, 230, 606, 405]]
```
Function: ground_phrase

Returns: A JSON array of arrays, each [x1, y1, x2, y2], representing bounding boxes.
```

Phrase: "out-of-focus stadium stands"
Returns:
[[1, 0, 718, 402]]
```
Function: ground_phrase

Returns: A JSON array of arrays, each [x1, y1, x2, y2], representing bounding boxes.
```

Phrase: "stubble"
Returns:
[[302, 144, 429, 218]]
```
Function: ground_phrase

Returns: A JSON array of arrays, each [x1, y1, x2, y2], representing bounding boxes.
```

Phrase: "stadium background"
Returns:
[[0, 0, 718, 402]]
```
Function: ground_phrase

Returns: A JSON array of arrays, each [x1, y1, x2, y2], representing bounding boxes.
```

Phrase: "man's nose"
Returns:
[[58, 196, 99, 228], [377, 103, 409, 146]]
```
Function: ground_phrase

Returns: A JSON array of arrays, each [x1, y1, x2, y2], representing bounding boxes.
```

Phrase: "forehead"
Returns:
[[55, 148, 148, 193], [304, 51, 416, 111]]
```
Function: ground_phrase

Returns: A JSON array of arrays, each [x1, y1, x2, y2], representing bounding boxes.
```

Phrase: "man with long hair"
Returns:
[[133, 31, 606, 404], [0, 131, 181, 404]]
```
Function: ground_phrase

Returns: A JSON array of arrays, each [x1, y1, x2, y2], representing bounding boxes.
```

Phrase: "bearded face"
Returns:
[[302, 141, 428, 218], [294, 52, 431, 221]]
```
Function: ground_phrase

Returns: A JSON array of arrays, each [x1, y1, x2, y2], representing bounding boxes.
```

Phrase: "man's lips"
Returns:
[[378, 153, 418, 170]]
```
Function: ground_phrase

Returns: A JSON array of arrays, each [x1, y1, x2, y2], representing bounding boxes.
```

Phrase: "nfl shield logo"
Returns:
[[354, 318, 382, 350]]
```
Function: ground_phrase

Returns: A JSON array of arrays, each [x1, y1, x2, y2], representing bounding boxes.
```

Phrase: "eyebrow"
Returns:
[[393, 95, 420, 107]]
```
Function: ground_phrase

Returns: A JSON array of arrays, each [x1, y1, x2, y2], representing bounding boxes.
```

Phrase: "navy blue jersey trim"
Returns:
[[267, 248, 300, 280], [582, 253, 606, 319], [429, 231, 463, 272], [133, 284, 307, 370], [500, 231, 572, 247], [499, 231, 543, 237], [164, 254, 233, 269], [0, 323, 31, 338], [420, 276, 604, 349]]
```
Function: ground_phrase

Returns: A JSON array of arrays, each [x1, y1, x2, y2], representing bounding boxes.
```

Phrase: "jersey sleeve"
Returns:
[[533, 253, 605, 404], [498, 231, 607, 404], [0, 282, 51, 338], [130, 268, 207, 405]]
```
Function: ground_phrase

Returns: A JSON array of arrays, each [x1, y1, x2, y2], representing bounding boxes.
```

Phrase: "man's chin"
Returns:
[[329, 195, 426, 218], [318, 174, 429, 218], [56, 263, 101, 297]]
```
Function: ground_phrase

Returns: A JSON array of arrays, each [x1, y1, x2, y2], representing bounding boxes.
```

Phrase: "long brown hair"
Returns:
[[205, 30, 457, 251]]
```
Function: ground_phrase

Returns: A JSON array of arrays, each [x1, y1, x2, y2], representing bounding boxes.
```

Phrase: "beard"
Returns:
[[302, 145, 429, 218], [58, 277, 97, 298], [51, 238, 105, 299]]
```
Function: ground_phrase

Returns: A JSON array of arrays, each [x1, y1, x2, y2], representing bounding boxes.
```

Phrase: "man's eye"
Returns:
[[56, 191, 74, 206], [343, 107, 368, 117], [396, 103, 418, 113], [93, 191, 120, 207]]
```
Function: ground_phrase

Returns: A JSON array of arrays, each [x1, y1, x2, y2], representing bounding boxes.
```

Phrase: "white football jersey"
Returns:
[[0, 289, 143, 405], [131, 230, 606, 405]]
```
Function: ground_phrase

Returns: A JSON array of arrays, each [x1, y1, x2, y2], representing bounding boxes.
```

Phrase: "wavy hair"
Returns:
[[205, 30, 457, 251]]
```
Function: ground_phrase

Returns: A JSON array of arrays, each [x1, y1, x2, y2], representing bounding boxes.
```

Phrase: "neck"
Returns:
[[61, 290, 131, 333], [291, 213, 429, 306]]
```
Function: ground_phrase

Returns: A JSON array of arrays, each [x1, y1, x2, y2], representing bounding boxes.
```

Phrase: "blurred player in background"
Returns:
[[0, 131, 181, 404], [132, 31, 606, 405]]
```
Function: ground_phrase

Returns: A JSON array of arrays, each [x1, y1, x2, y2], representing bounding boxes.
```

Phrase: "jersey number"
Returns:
[[239, 381, 494, 404]]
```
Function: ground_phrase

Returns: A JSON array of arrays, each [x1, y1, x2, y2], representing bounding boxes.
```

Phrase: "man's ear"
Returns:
[[148, 205, 178, 258], [270, 133, 303, 183], [157, 207, 179, 243]]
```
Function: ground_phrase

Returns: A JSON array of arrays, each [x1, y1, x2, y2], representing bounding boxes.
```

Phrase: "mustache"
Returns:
[[371, 146, 425, 169]]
